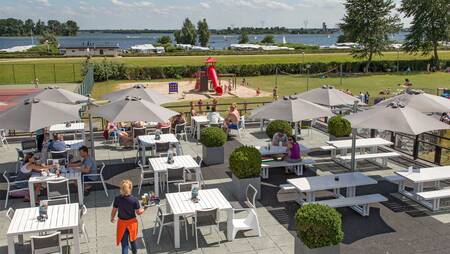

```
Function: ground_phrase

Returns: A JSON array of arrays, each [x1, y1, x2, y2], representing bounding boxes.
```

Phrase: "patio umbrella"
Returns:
[[0, 98, 81, 132], [250, 95, 334, 137], [344, 102, 449, 170], [34, 86, 88, 104], [375, 90, 450, 113], [92, 96, 178, 123], [102, 84, 175, 105], [296, 85, 365, 107]]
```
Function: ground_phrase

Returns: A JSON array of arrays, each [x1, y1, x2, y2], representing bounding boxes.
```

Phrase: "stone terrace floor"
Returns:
[[1, 127, 450, 253]]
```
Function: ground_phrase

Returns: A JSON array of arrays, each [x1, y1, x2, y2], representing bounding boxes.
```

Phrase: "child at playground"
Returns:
[[228, 82, 232, 92], [256, 88, 261, 96], [272, 86, 278, 100]]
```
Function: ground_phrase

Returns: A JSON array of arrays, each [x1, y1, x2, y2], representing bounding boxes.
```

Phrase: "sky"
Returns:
[[0, 0, 409, 29]]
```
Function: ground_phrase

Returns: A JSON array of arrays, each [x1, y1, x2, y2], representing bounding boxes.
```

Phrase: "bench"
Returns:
[[384, 175, 406, 192], [337, 152, 401, 167], [260, 159, 315, 179], [277, 184, 301, 203], [320, 145, 337, 158], [306, 194, 388, 216], [416, 188, 450, 211]]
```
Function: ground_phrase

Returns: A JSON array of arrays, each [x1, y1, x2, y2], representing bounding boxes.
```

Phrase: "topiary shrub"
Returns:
[[229, 146, 261, 179], [266, 120, 292, 139], [295, 204, 344, 249], [199, 127, 227, 147], [328, 116, 351, 137]]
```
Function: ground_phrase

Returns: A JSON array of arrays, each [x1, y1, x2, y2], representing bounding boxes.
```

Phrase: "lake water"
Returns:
[[0, 32, 407, 50]]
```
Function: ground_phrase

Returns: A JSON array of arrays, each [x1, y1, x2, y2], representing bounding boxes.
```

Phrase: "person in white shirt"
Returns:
[[207, 106, 221, 124]]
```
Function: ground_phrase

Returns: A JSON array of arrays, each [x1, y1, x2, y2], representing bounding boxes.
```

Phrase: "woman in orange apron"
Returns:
[[111, 180, 144, 254]]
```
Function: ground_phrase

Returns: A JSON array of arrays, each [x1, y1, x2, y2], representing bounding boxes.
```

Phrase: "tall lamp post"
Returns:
[[305, 64, 311, 91]]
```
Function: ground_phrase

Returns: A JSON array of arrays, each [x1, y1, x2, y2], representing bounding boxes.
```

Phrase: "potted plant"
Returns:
[[266, 120, 292, 139], [229, 146, 262, 201], [295, 204, 344, 254], [327, 116, 352, 141], [200, 127, 227, 165]]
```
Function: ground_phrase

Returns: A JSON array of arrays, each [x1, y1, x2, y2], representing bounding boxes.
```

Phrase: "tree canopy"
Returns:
[[156, 35, 172, 45], [261, 35, 275, 44], [0, 18, 79, 36], [340, 0, 402, 71], [400, 0, 450, 65], [238, 32, 249, 44], [197, 18, 210, 47], [174, 18, 197, 45]]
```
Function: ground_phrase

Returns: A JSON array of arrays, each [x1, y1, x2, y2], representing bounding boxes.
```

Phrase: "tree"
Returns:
[[261, 35, 275, 44], [47, 20, 62, 35], [39, 32, 58, 45], [400, 0, 450, 66], [34, 19, 46, 35], [64, 20, 79, 36], [157, 35, 172, 44], [173, 18, 197, 45], [24, 19, 35, 35], [340, 0, 401, 72], [238, 32, 249, 44], [197, 18, 210, 47]]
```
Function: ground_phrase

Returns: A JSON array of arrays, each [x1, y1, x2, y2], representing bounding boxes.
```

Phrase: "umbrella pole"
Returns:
[[350, 100, 359, 171]]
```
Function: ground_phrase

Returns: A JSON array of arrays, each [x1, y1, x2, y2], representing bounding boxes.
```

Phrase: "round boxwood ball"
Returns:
[[328, 115, 351, 137], [266, 120, 292, 139], [295, 204, 344, 249], [229, 146, 261, 179], [200, 127, 227, 147]]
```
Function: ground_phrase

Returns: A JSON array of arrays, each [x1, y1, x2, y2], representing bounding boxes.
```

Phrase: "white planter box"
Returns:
[[295, 236, 340, 254], [202, 145, 224, 165], [231, 174, 261, 202]]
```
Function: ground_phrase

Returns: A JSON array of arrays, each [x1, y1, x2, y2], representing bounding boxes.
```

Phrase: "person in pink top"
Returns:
[[285, 136, 301, 162]]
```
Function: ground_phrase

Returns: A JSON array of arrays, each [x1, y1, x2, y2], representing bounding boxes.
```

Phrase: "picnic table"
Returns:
[[395, 166, 450, 210], [325, 137, 393, 158], [148, 155, 200, 197], [7, 203, 80, 254], [28, 169, 83, 207], [256, 144, 310, 156], [166, 189, 233, 248], [191, 115, 224, 140], [49, 123, 85, 141], [138, 134, 181, 165]]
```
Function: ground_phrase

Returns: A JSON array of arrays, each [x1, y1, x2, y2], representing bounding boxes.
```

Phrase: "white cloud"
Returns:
[[199, 2, 211, 9], [222, 0, 294, 11], [35, 0, 50, 6], [111, 0, 153, 8]]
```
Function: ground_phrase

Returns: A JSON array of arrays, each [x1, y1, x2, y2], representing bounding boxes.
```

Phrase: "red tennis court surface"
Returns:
[[0, 88, 40, 111]]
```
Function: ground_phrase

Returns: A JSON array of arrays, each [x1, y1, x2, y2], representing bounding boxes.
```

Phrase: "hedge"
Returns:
[[229, 146, 262, 179], [200, 127, 227, 147], [87, 59, 450, 81], [328, 116, 352, 137], [266, 120, 292, 139]]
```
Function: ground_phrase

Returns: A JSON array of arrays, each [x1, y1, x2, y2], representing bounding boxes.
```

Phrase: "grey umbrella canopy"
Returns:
[[93, 96, 178, 123], [34, 86, 88, 104], [250, 96, 335, 122], [0, 98, 81, 132], [296, 85, 365, 107], [375, 90, 450, 113], [102, 84, 175, 105], [345, 102, 449, 135]]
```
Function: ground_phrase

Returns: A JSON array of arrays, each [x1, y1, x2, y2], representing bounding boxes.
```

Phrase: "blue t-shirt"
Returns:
[[81, 156, 97, 181], [113, 195, 140, 220], [50, 140, 66, 151]]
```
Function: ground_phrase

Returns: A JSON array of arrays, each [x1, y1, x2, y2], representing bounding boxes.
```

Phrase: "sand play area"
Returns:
[[117, 79, 270, 101]]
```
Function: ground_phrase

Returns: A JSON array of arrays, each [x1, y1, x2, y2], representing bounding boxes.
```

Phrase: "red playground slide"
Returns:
[[207, 65, 223, 95]]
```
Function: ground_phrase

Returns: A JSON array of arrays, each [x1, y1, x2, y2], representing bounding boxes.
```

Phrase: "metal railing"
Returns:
[[77, 65, 94, 96]]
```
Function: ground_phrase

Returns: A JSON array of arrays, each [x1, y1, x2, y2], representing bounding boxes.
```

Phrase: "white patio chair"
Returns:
[[177, 181, 200, 192], [153, 204, 188, 244], [230, 184, 261, 240], [228, 116, 246, 139], [137, 160, 154, 195], [3, 171, 29, 208], [174, 123, 187, 141], [165, 167, 187, 193], [79, 204, 89, 242], [82, 162, 108, 197], [0, 129, 8, 147], [15, 148, 25, 174], [132, 127, 146, 149], [40, 198, 68, 206], [155, 142, 171, 157], [160, 126, 171, 134], [47, 179, 70, 203], [193, 208, 221, 249], [5, 207, 14, 221], [31, 231, 62, 254]]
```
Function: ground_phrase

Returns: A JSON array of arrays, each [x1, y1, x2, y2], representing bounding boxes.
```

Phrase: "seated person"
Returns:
[[132, 121, 146, 128], [207, 107, 221, 124], [403, 78, 413, 87], [272, 132, 288, 146], [285, 136, 301, 162], [68, 146, 97, 192], [171, 113, 186, 129], [15, 153, 50, 203], [190, 101, 198, 117], [223, 104, 240, 132], [156, 121, 171, 130], [48, 134, 67, 152]]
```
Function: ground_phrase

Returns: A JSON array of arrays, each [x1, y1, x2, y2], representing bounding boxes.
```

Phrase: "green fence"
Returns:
[[0, 63, 84, 84], [78, 64, 94, 95]]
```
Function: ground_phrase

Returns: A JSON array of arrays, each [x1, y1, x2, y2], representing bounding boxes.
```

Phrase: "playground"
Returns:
[[116, 57, 270, 101]]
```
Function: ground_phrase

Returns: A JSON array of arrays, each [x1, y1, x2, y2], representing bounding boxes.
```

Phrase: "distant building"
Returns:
[[130, 44, 165, 54], [322, 22, 328, 32], [59, 42, 120, 56]]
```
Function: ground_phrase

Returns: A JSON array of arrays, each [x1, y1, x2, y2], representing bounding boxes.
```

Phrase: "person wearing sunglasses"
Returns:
[[285, 136, 301, 163]]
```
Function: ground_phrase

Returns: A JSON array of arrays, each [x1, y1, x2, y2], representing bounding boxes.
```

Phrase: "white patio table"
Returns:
[[395, 166, 450, 209], [166, 188, 233, 249], [49, 123, 85, 141], [7, 203, 80, 254], [65, 139, 84, 150], [148, 155, 200, 197], [256, 144, 310, 156], [287, 172, 377, 214], [326, 137, 393, 158], [138, 134, 180, 165], [191, 115, 224, 140], [28, 169, 83, 207]]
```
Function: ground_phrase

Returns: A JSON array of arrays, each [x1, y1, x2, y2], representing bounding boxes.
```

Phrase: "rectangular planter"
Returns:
[[295, 237, 340, 254], [329, 135, 352, 141], [231, 174, 261, 202], [202, 145, 224, 165]]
